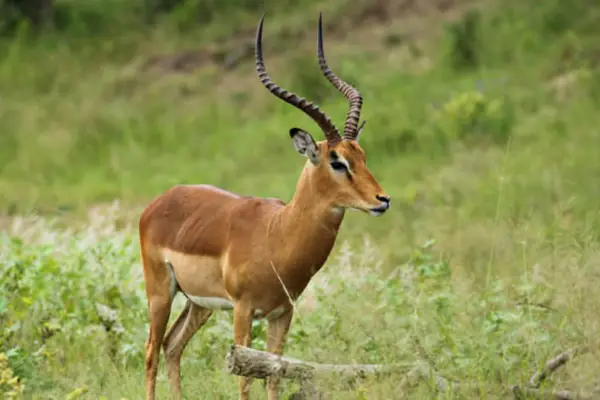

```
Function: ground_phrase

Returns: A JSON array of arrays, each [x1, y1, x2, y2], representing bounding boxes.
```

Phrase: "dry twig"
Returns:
[[529, 347, 589, 388], [511, 345, 598, 400]]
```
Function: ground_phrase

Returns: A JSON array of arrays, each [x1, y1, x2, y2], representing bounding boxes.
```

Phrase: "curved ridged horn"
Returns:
[[317, 12, 363, 141], [256, 14, 342, 146]]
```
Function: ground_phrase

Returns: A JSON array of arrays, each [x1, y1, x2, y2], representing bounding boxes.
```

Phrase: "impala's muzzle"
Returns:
[[369, 195, 390, 216]]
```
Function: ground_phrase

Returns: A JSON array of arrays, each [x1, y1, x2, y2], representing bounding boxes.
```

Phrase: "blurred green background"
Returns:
[[1, 0, 600, 398]]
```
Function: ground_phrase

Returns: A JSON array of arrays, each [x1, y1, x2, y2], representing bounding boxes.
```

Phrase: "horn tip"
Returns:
[[317, 11, 324, 55], [257, 13, 266, 42]]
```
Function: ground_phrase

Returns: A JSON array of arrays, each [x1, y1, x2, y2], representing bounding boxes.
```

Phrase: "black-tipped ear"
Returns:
[[289, 127, 320, 165], [354, 120, 366, 143]]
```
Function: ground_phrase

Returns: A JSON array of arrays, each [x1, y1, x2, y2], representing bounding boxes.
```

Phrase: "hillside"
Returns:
[[1, 0, 600, 398]]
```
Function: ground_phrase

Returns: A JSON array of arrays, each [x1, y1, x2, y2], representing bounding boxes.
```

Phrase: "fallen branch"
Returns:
[[226, 345, 411, 381], [225, 344, 598, 399], [511, 385, 596, 400], [511, 344, 598, 400], [529, 347, 589, 388], [226, 345, 413, 400]]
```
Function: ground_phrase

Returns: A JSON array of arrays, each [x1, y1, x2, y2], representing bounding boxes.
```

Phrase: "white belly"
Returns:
[[162, 248, 230, 302], [185, 295, 234, 310], [184, 294, 287, 321], [161, 248, 288, 319]]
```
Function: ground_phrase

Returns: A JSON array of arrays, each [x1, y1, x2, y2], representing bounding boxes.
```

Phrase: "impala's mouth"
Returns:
[[369, 202, 390, 216]]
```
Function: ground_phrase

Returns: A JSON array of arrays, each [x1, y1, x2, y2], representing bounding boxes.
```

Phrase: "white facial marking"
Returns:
[[330, 155, 350, 173], [369, 209, 384, 217], [186, 295, 234, 310], [338, 156, 350, 169]]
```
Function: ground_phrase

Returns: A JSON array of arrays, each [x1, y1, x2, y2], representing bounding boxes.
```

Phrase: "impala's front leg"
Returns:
[[266, 309, 293, 400], [233, 303, 254, 400]]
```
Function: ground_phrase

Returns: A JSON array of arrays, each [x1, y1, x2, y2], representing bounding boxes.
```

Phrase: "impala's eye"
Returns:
[[330, 161, 347, 171]]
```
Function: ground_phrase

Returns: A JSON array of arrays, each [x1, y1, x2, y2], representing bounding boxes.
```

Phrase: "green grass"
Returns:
[[2, 0, 600, 398]]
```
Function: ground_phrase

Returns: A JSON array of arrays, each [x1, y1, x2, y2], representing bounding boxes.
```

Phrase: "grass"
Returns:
[[2, 0, 600, 398]]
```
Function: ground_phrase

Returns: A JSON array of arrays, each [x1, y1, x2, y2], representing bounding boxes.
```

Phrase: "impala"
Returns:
[[139, 13, 390, 400]]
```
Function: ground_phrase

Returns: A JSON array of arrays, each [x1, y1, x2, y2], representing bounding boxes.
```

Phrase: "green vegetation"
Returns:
[[2, 0, 600, 398]]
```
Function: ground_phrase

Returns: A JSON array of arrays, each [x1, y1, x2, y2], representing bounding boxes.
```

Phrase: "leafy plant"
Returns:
[[0, 352, 23, 399], [431, 90, 515, 147]]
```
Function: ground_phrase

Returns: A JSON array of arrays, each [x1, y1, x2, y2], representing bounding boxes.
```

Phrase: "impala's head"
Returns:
[[256, 13, 390, 216]]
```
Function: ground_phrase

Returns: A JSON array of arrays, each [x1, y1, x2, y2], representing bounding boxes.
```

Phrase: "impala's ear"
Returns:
[[290, 128, 320, 165], [354, 120, 366, 143]]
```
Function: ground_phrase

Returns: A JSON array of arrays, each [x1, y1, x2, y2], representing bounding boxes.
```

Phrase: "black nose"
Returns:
[[376, 195, 390, 204]]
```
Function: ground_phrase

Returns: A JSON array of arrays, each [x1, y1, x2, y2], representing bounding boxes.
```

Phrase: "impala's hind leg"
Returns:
[[163, 300, 213, 399], [142, 253, 176, 400]]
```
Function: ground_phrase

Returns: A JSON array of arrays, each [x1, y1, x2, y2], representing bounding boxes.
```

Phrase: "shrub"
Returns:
[[431, 89, 514, 147]]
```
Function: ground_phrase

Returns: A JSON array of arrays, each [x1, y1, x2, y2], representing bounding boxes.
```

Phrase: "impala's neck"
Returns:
[[273, 164, 345, 273]]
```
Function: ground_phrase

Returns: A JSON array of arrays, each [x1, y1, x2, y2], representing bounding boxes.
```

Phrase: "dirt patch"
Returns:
[[140, 0, 471, 75]]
